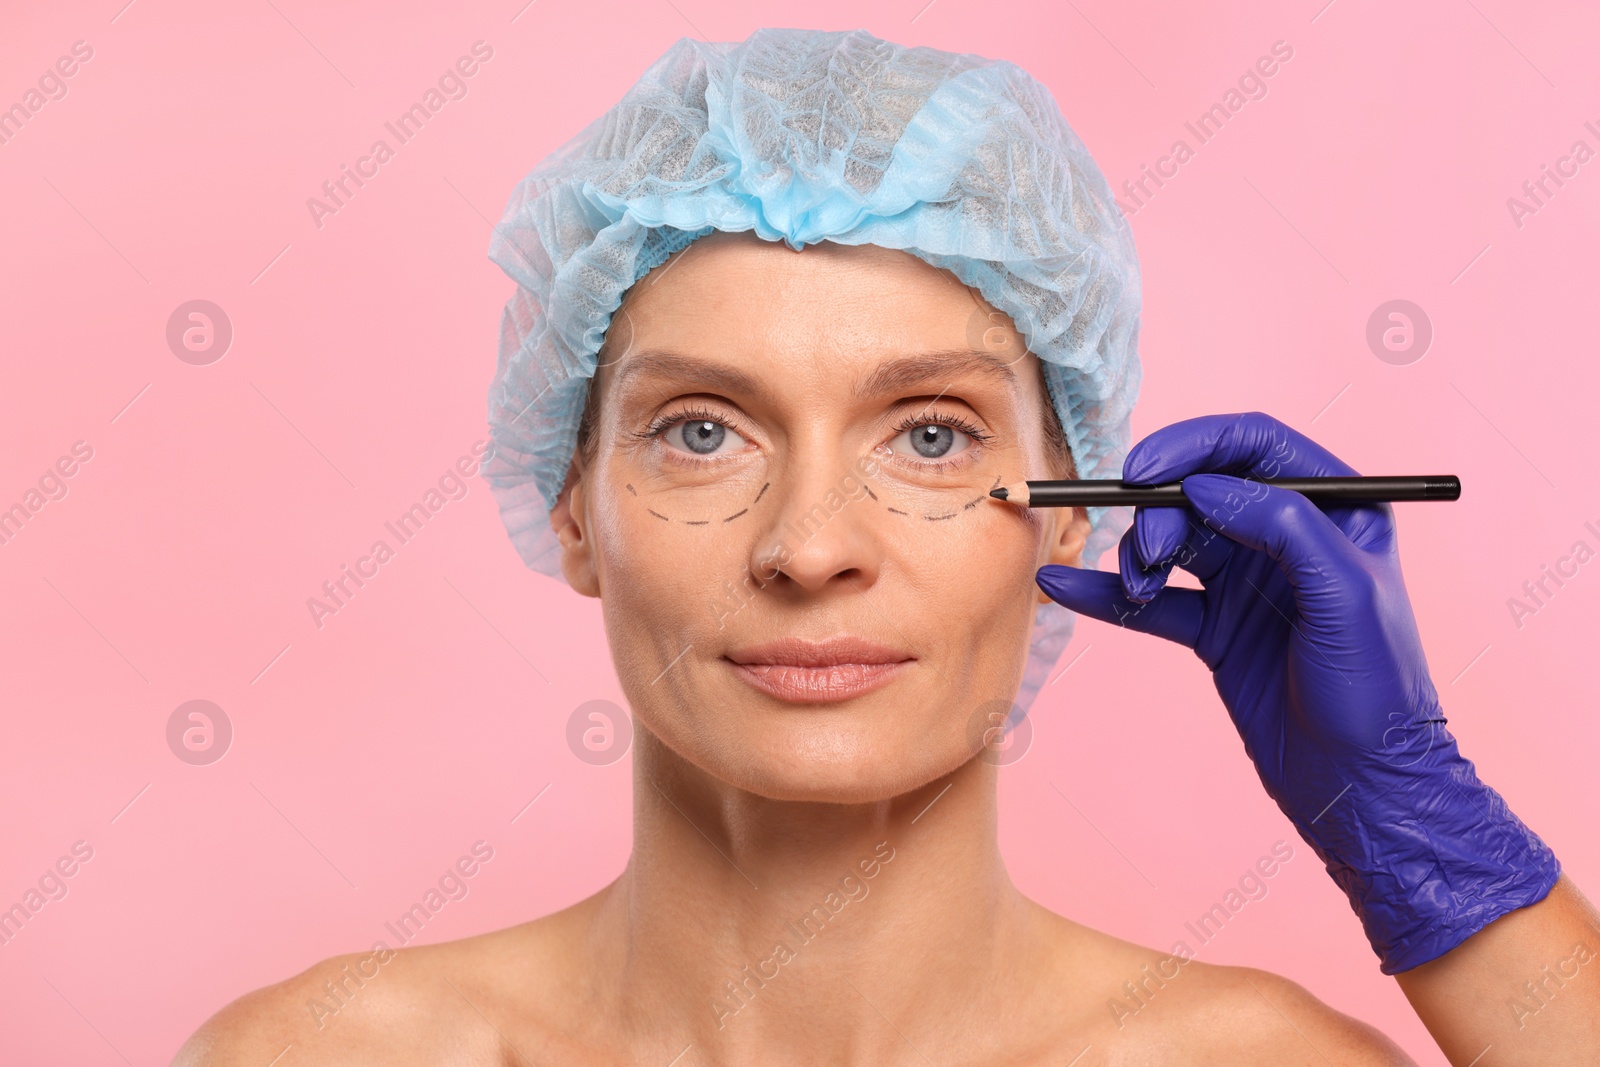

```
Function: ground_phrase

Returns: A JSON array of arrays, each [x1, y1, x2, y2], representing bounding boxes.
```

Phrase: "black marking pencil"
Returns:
[[989, 475, 1461, 508]]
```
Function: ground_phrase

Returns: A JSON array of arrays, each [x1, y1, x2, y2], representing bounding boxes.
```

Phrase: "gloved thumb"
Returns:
[[1036, 564, 1203, 650]]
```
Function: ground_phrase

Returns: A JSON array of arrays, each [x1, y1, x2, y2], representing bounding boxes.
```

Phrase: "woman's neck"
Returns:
[[580, 731, 1057, 1065]]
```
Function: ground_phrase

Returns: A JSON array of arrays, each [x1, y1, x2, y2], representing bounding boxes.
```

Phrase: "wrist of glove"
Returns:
[[1271, 711, 1560, 974]]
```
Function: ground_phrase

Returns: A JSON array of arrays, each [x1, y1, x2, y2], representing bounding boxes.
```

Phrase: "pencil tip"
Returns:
[[990, 487, 1008, 501]]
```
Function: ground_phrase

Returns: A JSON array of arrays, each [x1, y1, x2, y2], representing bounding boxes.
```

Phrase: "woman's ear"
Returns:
[[551, 457, 601, 598], [1035, 506, 1092, 604]]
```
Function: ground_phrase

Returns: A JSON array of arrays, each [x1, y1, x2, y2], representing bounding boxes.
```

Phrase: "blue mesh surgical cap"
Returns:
[[482, 27, 1142, 713]]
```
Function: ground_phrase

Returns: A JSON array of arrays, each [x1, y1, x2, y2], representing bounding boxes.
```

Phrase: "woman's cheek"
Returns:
[[931, 488, 1037, 563], [596, 481, 747, 621], [949, 505, 1045, 628]]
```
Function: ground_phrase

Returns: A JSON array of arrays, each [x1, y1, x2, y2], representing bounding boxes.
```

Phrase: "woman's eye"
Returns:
[[662, 418, 748, 457], [889, 422, 978, 462]]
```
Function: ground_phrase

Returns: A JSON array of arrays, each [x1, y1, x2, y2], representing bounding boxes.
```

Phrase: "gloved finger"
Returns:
[[1123, 411, 1360, 485], [1037, 564, 1205, 650], [1131, 503, 1235, 585], [1120, 526, 1164, 601], [1180, 473, 1363, 615], [1132, 505, 1186, 572]]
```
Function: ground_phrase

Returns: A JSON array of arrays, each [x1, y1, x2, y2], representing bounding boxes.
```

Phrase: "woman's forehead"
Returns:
[[599, 235, 1030, 391], [609, 346, 1027, 408], [624, 234, 976, 323]]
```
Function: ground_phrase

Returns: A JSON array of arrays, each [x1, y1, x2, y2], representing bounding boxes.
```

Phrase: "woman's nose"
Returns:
[[750, 458, 883, 596]]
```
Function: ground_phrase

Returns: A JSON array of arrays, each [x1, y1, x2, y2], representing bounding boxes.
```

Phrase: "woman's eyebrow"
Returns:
[[854, 350, 1020, 400], [613, 351, 774, 404], [613, 349, 1020, 404]]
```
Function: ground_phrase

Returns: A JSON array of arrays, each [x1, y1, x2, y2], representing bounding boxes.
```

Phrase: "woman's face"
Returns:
[[553, 231, 1089, 802]]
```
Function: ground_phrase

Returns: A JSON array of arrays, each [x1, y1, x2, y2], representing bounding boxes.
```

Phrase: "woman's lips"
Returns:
[[723, 637, 916, 704], [728, 660, 913, 703]]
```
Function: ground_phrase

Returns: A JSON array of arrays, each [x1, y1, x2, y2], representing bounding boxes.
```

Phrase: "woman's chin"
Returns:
[[687, 723, 979, 803], [628, 665, 1022, 802]]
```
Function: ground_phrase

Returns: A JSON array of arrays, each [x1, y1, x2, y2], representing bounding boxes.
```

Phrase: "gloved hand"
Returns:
[[1036, 411, 1560, 973]]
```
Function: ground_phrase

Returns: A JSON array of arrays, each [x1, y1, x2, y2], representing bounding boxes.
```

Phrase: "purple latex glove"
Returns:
[[1036, 412, 1559, 974]]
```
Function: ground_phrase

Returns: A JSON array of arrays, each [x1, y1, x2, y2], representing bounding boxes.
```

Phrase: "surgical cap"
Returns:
[[482, 27, 1142, 714]]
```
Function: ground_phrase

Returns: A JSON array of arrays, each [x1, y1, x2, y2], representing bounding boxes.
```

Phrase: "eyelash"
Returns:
[[888, 410, 994, 472], [634, 404, 994, 472]]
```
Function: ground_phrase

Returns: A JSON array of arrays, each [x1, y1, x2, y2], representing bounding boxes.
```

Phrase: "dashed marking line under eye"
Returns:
[[629, 476, 996, 525], [634, 482, 766, 525]]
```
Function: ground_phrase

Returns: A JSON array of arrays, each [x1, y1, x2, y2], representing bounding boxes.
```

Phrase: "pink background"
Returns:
[[2, 1, 1596, 1063]]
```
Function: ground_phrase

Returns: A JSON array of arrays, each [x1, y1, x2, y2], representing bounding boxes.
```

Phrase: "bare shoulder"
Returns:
[[170, 896, 603, 1067], [1095, 949, 1416, 1065], [1134, 961, 1418, 1066], [169, 943, 483, 1066], [1027, 909, 1415, 1066]]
